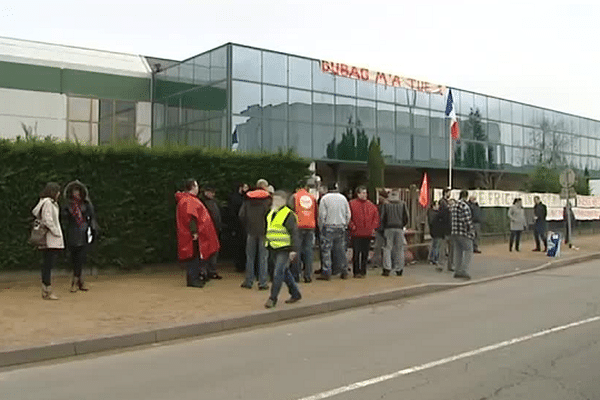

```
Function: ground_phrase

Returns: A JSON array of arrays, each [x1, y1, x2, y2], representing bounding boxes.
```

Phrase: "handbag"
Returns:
[[29, 218, 48, 247]]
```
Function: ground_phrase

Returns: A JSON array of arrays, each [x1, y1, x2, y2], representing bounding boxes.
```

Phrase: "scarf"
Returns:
[[70, 199, 85, 227]]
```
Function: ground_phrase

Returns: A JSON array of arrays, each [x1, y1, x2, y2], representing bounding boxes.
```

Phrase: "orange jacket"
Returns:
[[293, 189, 317, 229]]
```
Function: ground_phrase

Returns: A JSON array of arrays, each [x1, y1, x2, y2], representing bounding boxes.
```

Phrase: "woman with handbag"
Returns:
[[61, 180, 98, 292], [508, 198, 527, 252], [32, 182, 64, 300]]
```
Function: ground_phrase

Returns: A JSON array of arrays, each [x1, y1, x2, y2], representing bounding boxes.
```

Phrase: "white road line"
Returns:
[[296, 315, 600, 400]]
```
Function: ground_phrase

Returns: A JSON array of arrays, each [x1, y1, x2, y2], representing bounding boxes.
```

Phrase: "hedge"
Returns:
[[0, 140, 310, 271]]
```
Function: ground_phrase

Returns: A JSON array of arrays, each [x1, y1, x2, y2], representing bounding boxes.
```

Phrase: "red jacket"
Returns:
[[175, 192, 220, 261], [349, 198, 379, 238]]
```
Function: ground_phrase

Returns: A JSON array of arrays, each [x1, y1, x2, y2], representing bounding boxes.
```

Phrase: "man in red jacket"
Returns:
[[348, 186, 379, 278], [175, 179, 220, 288]]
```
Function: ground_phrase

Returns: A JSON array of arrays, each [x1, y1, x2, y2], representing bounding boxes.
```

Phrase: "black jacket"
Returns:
[[202, 197, 223, 232], [428, 209, 446, 239], [468, 201, 482, 224], [534, 203, 547, 223], [438, 198, 452, 236], [61, 180, 98, 247]]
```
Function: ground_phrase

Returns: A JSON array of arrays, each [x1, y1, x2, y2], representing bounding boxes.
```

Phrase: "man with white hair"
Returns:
[[264, 190, 302, 308]]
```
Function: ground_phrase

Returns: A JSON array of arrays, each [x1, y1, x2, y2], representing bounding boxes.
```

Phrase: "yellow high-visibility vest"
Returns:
[[265, 206, 294, 249]]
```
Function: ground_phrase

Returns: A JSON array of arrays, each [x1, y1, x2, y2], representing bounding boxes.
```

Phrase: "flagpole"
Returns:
[[448, 121, 452, 189]]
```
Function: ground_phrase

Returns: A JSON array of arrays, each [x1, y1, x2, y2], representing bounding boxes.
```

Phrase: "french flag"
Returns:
[[445, 89, 460, 140]]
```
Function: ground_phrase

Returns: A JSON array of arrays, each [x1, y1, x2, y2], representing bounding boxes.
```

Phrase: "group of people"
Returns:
[[32, 181, 99, 300], [507, 196, 548, 252]]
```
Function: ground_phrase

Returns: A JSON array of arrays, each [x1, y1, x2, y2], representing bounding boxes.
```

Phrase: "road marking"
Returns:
[[296, 315, 600, 400]]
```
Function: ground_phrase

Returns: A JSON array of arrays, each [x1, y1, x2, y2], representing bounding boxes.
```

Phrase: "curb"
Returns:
[[2, 252, 600, 368]]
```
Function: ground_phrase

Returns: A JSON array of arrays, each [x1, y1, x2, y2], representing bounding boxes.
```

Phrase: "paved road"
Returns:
[[2, 261, 600, 400]]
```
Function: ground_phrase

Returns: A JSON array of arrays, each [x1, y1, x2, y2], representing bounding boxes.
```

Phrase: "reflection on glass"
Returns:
[[262, 85, 287, 120], [512, 125, 522, 146], [289, 89, 311, 122], [414, 109, 429, 136], [313, 124, 335, 159], [396, 134, 411, 160], [179, 63, 194, 84], [313, 92, 334, 125], [378, 131, 395, 158], [430, 92, 445, 112], [377, 102, 394, 131], [193, 53, 210, 85], [289, 57, 312, 89], [500, 123, 511, 145], [232, 46, 261, 82], [500, 100, 511, 122], [487, 122, 501, 143], [210, 47, 227, 81], [431, 137, 448, 161], [289, 122, 312, 157], [512, 103, 523, 125], [488, 97, 500, 121], [395, 87, 409, 106], [233, 115, 261, 152], [312, 61, 334, 93], [263, 51, 287, 86], [357, 99, 376, 129], [414, 136, 429, 161], [232, 81, 261, 115], [523, 105, 535, 127], [396, 105, 411, 134], [377, 85, 394, 103], [473, 94, 487, 119], [335, 96, 355, 126], [335, 76, 356, 97], [414, 91, 429, 109], [357, 80, 376, 100], [262, 119, 287, 152], [459, 90, 474, 116], [513, 147, 523, 167], [430, 112, 445, 138]]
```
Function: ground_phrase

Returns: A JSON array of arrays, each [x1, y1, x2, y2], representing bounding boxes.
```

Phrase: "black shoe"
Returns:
[[285, 296, 302, 304], [340, 274, 349, 280], [395, 270, 403, 276], [264, 299, 276, 308], [187, 279, 205, 288], [435, 266, 443, 272], [303, 277, 312, 283], [453, 273, 471, 280], [314, 268, 323, 275], [209, 273, 223, 280], [240, 282, 252, 289], [473, 250, 482, 254], [258, 285, 270, 291], [316, 274, 330, 281], [532, 248, 541, 252], [382, 269, 390, 276], [294, 276, 300, 283], [447, 267, 455, 272]]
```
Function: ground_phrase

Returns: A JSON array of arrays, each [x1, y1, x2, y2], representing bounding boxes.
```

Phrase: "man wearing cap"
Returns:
[[317, 183, 351, 280]]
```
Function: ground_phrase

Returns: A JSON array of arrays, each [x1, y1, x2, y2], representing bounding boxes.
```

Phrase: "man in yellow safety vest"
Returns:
[[264, 190, 302, 308]]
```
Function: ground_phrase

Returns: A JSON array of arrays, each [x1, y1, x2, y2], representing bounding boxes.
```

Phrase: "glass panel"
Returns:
[[179, 63, 194, 84], [430, 92, 445, 112], [414, 91, 429, 109], [500, 123, 512, 145], [413, 136, 429, 161], [513, 147, 523, 167], [335, 75, 356, 97], [487, 121, 500, 143], [357, 80, 376, 99], [376, 102, 394, 131], [462, 140, 488, 169], [357, 99, 375, 129], [153, 103, 165, 130], [430, 111, 445, 137], [289, 56, 311, 90], [431, 137, 448, 161], [312, 61, 334, 93], [192, 53, 210, 85], [315, 124, 336, 159], [396, 134, 411, 160], [232, 81, 261, 115], [335, 96, 355, 126], [232, 46, 261, 82], [533, 107, 543, 126], [500, 100, 511, 122], [100, 99, 113, 119], [523, 105, 535, 127], [377, 131, 395, 159], [581, 118, 590, 136], [377, 84, 394, 103], [210, 46, 227, 81], [473, 94, 487, 119], [289, 122, 312, 157], [512, 125, 523, 146], [262, 85, 287, 120], [289, 89, 311, 122], [99, 121, 111, 145], [414, 109, 429, 136], [262, 119, 287, 152], [262, 51, 287, 86], [396, 105, 411, 134], [488, 97, 500, 121], [395, 86, 409, 106], [233, 115, 261, 152], [313, 92, 334, 125], [459, 90, 474, 116], [512, 103, 523, 125]]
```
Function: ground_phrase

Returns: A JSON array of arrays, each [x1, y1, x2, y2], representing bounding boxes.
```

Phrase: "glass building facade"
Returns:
[[153, 44, 600, 176]]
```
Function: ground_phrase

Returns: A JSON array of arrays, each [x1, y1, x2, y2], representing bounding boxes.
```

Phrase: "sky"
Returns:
[[1, 0, 599, 120]]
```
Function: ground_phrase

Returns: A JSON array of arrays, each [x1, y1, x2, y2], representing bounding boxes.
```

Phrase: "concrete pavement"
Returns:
[[1, 234, 599, 368]]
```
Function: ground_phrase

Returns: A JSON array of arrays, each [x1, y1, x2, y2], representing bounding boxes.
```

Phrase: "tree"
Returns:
[[527, 165, 561, 193], [528, 118, 570, 168], [326, 117, 369, 161], [574, 167, 590, 195], [367, 136, 385, 202], [462, 109, 487, 170]]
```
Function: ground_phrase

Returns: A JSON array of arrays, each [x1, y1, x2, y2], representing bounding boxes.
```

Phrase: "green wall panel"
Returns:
[[0, 61, 61, 92]]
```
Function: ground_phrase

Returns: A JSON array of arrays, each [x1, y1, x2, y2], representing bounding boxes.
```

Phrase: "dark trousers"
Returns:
[[203, 252, 218, 276], [69, 245, 87, 278], [233, 227, 246, 272], [509, 230, 522, 251], [183, 240, 204, 285], [534, 221, 547, 251], [352, 237, 370, 276], [41, 249, 60, 286]]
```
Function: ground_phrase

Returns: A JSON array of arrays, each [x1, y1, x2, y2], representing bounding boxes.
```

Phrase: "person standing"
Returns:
[[380, 190, 409, 276], [468, 195, 483, 254], [61, 180, 98, 292], [291, 184, 318, 283], [427, 201, 445, 266], [438, 188, 454, 271], [239, 179, 271, 290], [317, 183, 351, 281], [228, 182, 248, 272], [264, 191, 302, 308], [348, 186, 379, 278], [508, 198, 526, 252], [450, 190, 474, 280], [201, 186, 223, 280], [175, 179, 220, 288], [533, 196, 548, 252], [371, 190, 388, 269], [32, 182, 65, 300]]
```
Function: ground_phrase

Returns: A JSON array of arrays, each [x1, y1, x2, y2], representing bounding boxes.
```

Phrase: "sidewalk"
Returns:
[[1, 234, 598, 354]]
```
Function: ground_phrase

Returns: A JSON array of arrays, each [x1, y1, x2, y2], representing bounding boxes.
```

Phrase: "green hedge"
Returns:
[[0, 140, 309, 271]]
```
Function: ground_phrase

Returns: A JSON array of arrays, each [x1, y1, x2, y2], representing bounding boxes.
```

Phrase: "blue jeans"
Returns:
[[269, 250, 301, 303], [243, 234, 268, 288], [534, 221, 547, 251], [429, 237, 443, 263], [320, 226, 347, 276], [292, 229, 314, 280]]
